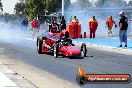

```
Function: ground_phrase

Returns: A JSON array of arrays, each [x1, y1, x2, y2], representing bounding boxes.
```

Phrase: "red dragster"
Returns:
[[36, 31, 87, 58]]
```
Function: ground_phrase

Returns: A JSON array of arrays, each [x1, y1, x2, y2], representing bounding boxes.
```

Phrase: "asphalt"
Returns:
[[0, 29, 132, 88]]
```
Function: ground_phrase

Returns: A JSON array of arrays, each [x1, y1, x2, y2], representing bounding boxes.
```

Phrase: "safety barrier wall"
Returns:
[[66, 23, 81, 38]]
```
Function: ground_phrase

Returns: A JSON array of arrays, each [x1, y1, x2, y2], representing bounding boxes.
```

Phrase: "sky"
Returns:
[[1, 0, 19, 14]]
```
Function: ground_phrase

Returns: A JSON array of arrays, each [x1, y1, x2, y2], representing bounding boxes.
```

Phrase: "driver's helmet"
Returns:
[[63, 31, 71, 43], [52, 21, 57, 25]]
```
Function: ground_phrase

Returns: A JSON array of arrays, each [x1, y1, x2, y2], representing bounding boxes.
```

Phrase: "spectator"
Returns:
[[31, 18, 39, 39], [119, 11, 128, 47], [89, 16, 98, 38], [21, 18, 28, 31], [106, 16, 117, 37]]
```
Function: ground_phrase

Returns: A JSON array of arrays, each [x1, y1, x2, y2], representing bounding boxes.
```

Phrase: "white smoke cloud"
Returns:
[[71, 0, 132, 6], [66, 0, 132, 37], [125, 0, 132, 4]]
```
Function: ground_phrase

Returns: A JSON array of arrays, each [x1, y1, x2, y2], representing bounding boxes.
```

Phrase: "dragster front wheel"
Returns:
[[80, 43, 87, 57]]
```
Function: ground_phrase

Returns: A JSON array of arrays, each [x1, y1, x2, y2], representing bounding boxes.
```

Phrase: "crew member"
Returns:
[[106, 16, 117, 37], [31, 18, 39, 39], [60, 16, 66, 30], [119, 11, 128, 47], [89, 16, 98, 38], [72, 16, 79, 38]]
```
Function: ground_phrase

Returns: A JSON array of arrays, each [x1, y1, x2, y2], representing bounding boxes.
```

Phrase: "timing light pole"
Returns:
[[62, 0, 64, 16]]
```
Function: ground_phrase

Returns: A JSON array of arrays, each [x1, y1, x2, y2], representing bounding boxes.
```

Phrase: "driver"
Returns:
[[50, 21, 60, 32], [49, 21, 57, 32], [63, 31, 74, 46], [53, 21, 59, 29]]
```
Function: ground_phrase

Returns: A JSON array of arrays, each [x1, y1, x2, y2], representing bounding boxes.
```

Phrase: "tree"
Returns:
[[0, 0, 3, 11], [76, 0, 91, 10], [46, 0, 61, 13], [64, 0, 71, 10], [91, 0, 129, 7], [14, 2, 26, 16], [14, 0, 71, 20], [93, 0, 105, 7], [19, 0, 25, 2], [128, 1, 132, 7], [3, 13, 14, 22], [25, 0, 71, 19], [25, 0, 45, 20]]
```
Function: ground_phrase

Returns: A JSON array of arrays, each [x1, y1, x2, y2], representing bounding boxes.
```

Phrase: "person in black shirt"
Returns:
[[119, 11, 128, 47], [60, 16, 66, 30]]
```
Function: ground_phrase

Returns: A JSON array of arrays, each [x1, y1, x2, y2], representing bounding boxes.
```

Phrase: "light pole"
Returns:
[[45, 10, 48, 16], [62, 0, 64, 16], [44, 9, 48, 30]]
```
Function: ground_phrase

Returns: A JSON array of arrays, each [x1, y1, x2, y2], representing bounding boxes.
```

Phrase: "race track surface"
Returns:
[[0, 29, 132, 88]]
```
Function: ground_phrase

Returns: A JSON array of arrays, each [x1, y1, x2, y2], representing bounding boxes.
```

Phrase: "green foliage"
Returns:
[[25, 0, 45, 20], [76, 0, 91, 10], [2, 13, 16, 22], [14, 0, 71, 20], [128, 1, 132, 7], [64, 0, 71, 9], [94, 0, 105, 7], [0, 0, 3, 11], [46, 0, 61, 13], [14, 2, 26, 16], [25, 0, 71, 20], [4, 13, 12, 20]]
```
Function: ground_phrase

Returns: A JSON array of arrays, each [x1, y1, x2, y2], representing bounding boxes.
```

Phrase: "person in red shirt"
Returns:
[[106, 16, 117, 37], [89, 16, 98, 38], [31, 18, 39, 39]]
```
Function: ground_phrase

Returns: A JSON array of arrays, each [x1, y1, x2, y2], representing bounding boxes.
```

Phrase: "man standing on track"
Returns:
[[106, 16, 117, 37], [118, 11, 128, 47], [72, 16, 79, 39], [89, 16, 98, 38]]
